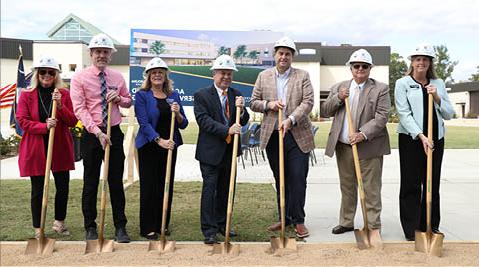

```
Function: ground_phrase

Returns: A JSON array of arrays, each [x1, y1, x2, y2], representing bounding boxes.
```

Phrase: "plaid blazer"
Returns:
[[250, 67, 315, 153], [321, 78, 391, 160]]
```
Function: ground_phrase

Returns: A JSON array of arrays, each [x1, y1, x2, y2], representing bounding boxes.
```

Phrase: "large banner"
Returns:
[[129, 29, 283, 105]]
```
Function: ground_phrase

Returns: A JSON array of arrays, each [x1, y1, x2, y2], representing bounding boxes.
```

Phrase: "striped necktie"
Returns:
[[99, 71, 107, 127], [222, 89, 231, 144]]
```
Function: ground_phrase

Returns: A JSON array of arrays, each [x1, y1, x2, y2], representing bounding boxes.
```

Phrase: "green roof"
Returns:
[[46, 13, 121, 45]]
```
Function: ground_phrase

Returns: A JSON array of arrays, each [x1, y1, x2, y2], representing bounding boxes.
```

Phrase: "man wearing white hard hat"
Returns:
[[395, 44, 454, 241], [70, 33, 132, 243], [250, 36, 314, 238], [321, 48, 390, 238], [17, 55, 78, 238], [194, 54, 249, 244], [135, 57, 188, 240]]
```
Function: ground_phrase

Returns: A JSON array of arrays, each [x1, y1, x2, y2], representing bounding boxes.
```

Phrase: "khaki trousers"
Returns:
[[335, 142, 383, 229]]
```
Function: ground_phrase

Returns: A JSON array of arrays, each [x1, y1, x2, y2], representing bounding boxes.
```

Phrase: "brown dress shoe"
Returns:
[[295, 224, 309, 238], [267, 222, 282, 231]]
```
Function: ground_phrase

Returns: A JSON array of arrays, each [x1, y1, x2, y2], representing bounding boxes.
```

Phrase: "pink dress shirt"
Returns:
[[70, 65, 132, 136]]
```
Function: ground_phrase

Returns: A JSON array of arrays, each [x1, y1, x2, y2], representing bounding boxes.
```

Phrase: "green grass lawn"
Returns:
[[127, 121, 479, 149], [0, 180, 283, 241]]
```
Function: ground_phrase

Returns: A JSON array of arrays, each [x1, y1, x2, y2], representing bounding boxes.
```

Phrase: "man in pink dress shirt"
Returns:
[[70, 34, 132, 243]]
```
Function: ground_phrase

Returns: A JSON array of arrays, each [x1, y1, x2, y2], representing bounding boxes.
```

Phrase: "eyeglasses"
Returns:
[[352, 64, 370, 70], [38, 69, 56, 76]]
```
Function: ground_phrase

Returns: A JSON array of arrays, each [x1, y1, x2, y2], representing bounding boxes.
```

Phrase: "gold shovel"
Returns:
[[25, 92, 59, 255], [415, 94, 444, 257], [149, 105, 177, 253], [85, 102, 114, 254], [212, 106, 241, 256], [344, 97, 383, 250], [270, 107, 297, 254]]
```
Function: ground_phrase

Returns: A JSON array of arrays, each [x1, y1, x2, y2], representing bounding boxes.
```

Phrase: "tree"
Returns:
[[149, 41, 165, 56], [469, 66, 479, 81], [389, 53, 408, 105], [434, 45, 458, 83], [248, 50, 259, 64], [233, 45, 247, 64], [217, 46, 229, 57]]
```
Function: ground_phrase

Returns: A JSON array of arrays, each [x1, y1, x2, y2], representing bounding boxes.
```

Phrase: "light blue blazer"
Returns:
[[395, 76, 455, 140]]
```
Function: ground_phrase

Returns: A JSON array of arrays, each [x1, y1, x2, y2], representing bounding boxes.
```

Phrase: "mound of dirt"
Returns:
[[1, 241, 478, 266]]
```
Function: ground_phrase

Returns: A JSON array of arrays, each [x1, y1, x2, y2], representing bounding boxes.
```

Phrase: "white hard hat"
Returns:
[[88, 33, 117, 52], [32, 55, 61, 72], [143, 57, 168, 77], [346, 48, 373, 65], [408, 43, 435, 59], [274, 36, 297, 54], [210, 55, 237, 71]]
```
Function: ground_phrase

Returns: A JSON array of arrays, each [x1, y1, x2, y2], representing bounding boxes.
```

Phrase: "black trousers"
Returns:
[[81, 125, 127, 230], [30, 171, 70, 228], [399, 133, 444, 238], [266, 131, 309, 225], [138, 142, 177, 236], [199, 144, 234, 238]]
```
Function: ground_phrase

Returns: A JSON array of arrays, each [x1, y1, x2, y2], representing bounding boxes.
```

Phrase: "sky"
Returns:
[[2, 0, 478, 82]]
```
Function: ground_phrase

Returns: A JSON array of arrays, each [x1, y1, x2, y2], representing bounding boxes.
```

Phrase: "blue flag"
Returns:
[[9, 48, 32, 137]]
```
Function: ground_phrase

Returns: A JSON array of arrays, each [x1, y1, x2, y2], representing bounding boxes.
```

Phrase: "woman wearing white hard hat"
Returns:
[[135, 57, 188, 240], [16, 55, 78, 238], [395, 44, 455, 241]]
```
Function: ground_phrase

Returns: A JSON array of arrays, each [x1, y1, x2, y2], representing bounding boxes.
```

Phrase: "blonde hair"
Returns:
[[30, 69, 63, 89], [406, 56, 437, 79], [140, 68, 173, 94]]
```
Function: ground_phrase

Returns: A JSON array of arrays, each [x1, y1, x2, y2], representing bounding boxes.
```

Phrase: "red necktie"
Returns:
[[222, 90, 231, 144]]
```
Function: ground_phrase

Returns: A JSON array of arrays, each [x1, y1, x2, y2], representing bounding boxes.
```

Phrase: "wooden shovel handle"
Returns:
[[224, 106, 241, 245], [426, 94, 433, 233], [39, 91, 59, 237], [160, 111, 176, 241], [344, 97, 368, 230], [98, 102, 113, 241]]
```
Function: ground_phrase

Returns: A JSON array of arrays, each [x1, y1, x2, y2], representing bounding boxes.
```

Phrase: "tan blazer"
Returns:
[[321, 78, 391, 160], [250, 67, 315, 153]]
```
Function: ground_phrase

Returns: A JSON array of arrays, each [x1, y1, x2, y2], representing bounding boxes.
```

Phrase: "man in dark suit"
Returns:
[[194, 55, 250, 245]]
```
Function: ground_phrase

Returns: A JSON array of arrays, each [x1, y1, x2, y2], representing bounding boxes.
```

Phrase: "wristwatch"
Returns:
[[154, 136, 161, 143]]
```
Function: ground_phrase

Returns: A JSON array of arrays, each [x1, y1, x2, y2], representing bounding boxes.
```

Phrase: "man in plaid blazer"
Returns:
[[250, 37, 314, 238]]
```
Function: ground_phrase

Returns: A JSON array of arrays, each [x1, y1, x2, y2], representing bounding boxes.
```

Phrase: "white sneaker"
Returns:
[[52, 221, 70, 236]]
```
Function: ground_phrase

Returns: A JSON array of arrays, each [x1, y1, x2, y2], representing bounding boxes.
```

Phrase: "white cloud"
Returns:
[[2, 0, 478, 80]]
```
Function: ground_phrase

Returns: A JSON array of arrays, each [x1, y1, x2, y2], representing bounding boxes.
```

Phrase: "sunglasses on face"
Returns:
[[352, 64, 370, 70], [38, 69, 56, 76]]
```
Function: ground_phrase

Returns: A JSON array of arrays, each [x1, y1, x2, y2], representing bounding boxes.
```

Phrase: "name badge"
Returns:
[[409, 84, 420, 88]]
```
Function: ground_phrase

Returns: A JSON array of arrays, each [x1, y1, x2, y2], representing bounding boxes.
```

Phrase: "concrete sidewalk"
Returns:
[[1, 146, 478, 242]]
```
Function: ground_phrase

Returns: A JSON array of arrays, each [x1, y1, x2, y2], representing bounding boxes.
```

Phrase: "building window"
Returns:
[[142, 39, 148, 44], [69, 64, 77, 72], [141, 48, 148, 53]]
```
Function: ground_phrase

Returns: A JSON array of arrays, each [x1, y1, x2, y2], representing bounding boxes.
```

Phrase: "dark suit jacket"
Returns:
[[321, 78, 391, 160], [194, 85, 250, 166]]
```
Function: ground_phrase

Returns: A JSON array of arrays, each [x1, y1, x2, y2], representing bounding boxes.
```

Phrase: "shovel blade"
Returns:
[[354, 229, 371, 250], [270, 236, 297, 255], [212, 242, 240, 256], [85, 239, 114, 254], [148, 240, 176, 253], [368, 229, 383, 249], [25, 237, 56, 255], [429, 232, 444, 257], [415, 230, 444, 256], [414, 231, 428, 253]]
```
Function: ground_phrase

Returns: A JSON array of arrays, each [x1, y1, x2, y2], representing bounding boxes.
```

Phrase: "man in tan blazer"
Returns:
[[250, 37, 314, 238], [321, 49, 390, 238]]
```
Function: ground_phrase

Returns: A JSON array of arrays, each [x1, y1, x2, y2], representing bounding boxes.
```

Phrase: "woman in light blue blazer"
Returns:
[[394, 44, 454, 241], [135, 57, 188, 240]]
